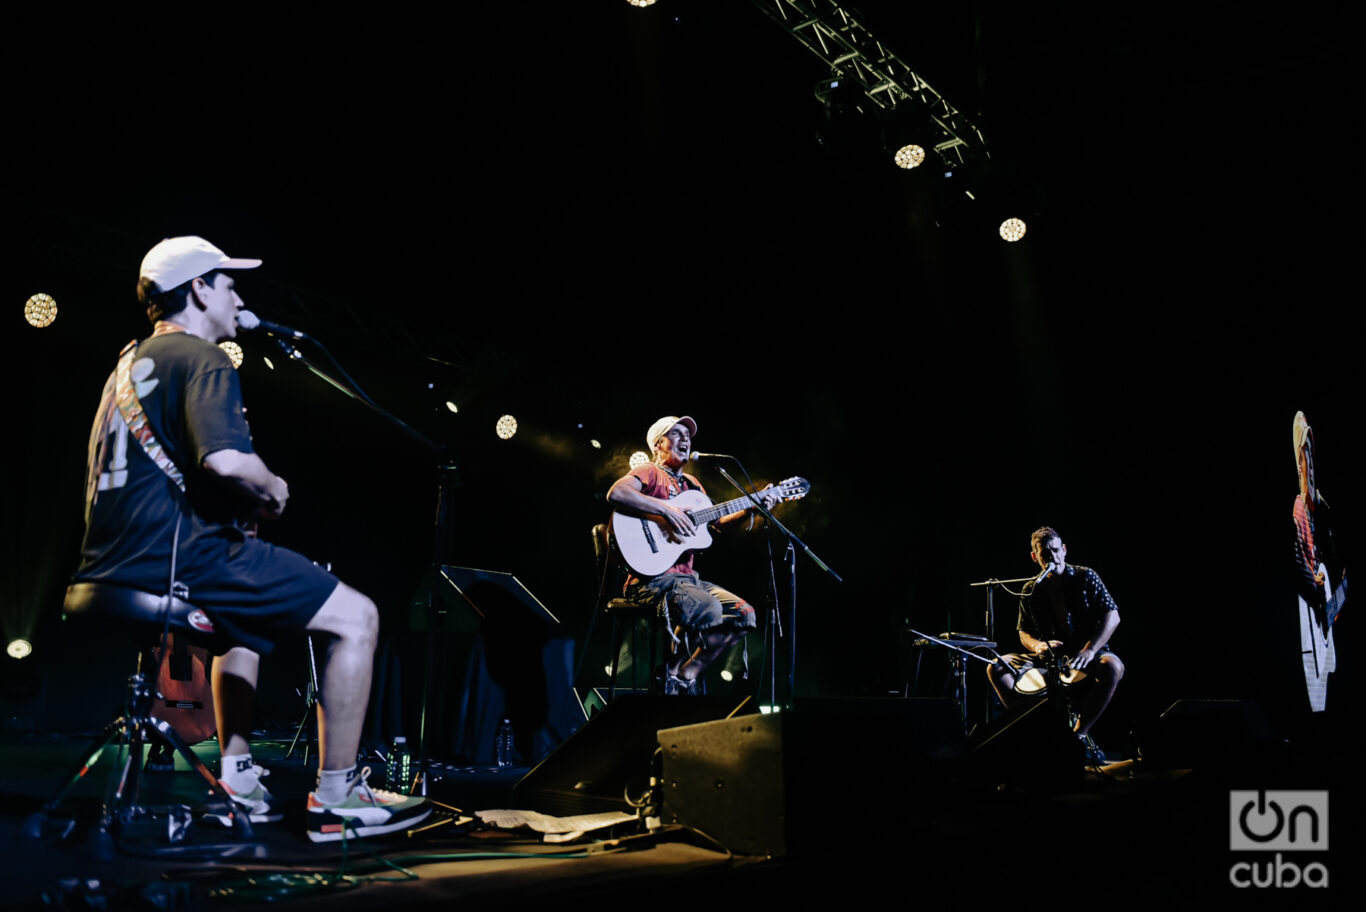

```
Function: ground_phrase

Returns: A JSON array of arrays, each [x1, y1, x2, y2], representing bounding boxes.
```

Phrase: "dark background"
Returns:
[[1, 3, 1358, 751]]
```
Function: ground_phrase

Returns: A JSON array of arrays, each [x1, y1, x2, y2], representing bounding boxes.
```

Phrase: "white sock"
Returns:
[[315, 766, 361, 804], [220, 753, 258, 793]]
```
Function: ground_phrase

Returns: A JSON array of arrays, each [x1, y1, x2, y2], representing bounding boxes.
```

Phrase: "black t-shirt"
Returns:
[[77, 331, 255, 588]]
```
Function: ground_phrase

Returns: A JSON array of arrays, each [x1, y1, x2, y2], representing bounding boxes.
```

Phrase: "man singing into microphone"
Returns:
[[75, 236, 428, 841], [607, 416, 776, 695], [986, 526, 1124, 763]]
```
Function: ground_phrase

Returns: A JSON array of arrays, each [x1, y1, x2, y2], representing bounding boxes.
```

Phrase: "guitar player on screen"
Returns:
[[1292, 411, 1346, 712], [607, 415, 782, 695]]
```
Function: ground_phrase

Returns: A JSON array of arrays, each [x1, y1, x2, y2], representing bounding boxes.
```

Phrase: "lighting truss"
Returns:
[[749, 0, 989, 168]]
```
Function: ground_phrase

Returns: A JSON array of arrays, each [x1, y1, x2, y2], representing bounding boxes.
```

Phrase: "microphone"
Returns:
[[688, 452, 733, 462], [237, 310, 304, 339], [1026, 564, 1052, 589]]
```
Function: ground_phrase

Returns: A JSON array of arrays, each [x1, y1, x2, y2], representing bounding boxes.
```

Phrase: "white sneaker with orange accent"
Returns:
[[206, 777, 283, 827], [306, 767, 432, 843]]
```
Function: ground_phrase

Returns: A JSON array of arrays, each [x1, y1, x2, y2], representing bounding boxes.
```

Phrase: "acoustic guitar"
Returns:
[[612, 476, 810, 577], [154, 634, 216, 744]]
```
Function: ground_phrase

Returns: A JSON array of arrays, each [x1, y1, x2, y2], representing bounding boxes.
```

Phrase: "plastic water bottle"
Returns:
[[496, 719, 515, 768], [388, 736, 411, 790]]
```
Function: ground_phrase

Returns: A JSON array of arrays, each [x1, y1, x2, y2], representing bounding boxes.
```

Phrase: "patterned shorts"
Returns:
[[626, 571, 757, 634]]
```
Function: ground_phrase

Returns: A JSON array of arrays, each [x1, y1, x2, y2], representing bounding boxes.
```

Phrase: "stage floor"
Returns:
[[0, 712, 1351, 908]]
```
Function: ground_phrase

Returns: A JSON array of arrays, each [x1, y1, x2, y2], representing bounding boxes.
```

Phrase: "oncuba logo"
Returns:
[[1229, 790, 1328, 888]]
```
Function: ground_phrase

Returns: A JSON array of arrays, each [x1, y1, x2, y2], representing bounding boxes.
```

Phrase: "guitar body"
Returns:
[[611, 476, 811, 577], [155, 634, 217, 743], [1298, 563, 1346, 713], [613, 489, 716, 577]]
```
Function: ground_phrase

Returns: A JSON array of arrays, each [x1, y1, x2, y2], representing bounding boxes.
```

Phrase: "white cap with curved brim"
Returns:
[[646, 415, 697, 448], [1293, 411, 1311, 454], [139, 236, 262, 293]]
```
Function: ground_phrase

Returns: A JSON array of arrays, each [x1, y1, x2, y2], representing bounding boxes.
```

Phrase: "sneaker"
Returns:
[[1078, 733, 1107, 766], [206, 778, 284, 827], [663, 672, 699, 696], [306, 767, 432, 843]]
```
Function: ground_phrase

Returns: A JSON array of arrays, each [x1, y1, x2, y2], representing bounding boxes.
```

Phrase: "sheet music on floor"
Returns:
[[476, 809, 637, 843]]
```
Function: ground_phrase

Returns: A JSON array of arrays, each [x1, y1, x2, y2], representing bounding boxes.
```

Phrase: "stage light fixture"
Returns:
[[590, 439, 602, 449], [999, 217, 1027, 242], [263, 356, 275, 370], [893, 144, 925, 169], [446, 401, 459, 413], [7, 639, 32, 659], [24, 293, 57, 327], [629, 451, 650, 470], [719, 669, 734, 682], [626, 0, 657, 6], [496, 415, 518, 440], [218, 340, 244, 369]]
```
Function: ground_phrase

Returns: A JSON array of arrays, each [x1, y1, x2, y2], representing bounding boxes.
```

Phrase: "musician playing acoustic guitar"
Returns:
[[1292, 411, 1345, 711], [607, 416, 780, 695], [76, 236, 428, 841]]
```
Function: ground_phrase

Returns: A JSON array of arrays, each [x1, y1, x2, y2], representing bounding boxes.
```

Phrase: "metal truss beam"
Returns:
[[749, 0, 989, 168]]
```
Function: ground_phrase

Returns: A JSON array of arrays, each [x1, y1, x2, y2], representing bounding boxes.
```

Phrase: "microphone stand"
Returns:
[[707, 461, 841, 709], [968, 574, 1037, 727], [264, 333, 451, 795], [905, 628, 998, 732]]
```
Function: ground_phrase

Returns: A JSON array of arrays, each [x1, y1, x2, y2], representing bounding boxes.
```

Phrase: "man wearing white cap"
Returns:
[[75, 236, 429, 841], [607, 416, 776, 694], [1292, 411, 1344, 711]]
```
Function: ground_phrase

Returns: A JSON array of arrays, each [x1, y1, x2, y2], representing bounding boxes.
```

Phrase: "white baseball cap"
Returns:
[[646, 415, 697, 448], [139, 236, 262, 293]]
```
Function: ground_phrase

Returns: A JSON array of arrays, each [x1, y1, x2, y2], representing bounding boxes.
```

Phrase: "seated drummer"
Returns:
[[987, 526, 1125, 762]]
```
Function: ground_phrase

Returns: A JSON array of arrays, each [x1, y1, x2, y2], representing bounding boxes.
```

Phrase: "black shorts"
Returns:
[[180, 536, 339, 655], [79, 534, 338, 656]]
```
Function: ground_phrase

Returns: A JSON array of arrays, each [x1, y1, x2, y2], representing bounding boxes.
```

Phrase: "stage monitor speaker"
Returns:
[[659, 698, 962, 858], [513, 694, 754, 816], [965, 695, 1081, 786], [1135, 698, 1277, 770]]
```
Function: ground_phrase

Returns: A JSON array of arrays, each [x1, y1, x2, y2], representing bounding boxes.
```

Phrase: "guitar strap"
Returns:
[[110, 331, 194, 621], [113, 334, 186, 493]]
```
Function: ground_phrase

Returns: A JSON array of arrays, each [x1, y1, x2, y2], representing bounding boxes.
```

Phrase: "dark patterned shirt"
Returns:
[[1017, 564, 1118, 652]]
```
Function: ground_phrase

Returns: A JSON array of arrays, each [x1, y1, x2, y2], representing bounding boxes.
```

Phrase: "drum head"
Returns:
[[1059, 667, 1088, 686], [1014, 667, 1048, 695]]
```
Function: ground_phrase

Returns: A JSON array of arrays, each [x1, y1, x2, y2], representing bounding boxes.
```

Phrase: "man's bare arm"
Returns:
[[1070, 610, 1120, 670], [203, 449, 289, 520], [608, 474, 695, 537], [715, 484, 778, 529], [1019, 630, 1064, 655]]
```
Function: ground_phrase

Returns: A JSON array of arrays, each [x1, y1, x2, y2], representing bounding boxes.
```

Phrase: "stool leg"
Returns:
[[648, 618, 659, 692], [630, 617, 641, 695], [150, 718, 254, 838], [86, 719, 143, 859], [22, 717, 127, 841], [607, 613, 622, 703]]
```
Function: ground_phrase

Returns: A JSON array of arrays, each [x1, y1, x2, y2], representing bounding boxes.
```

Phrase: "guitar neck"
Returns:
[[688, 492, 763, 525]]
